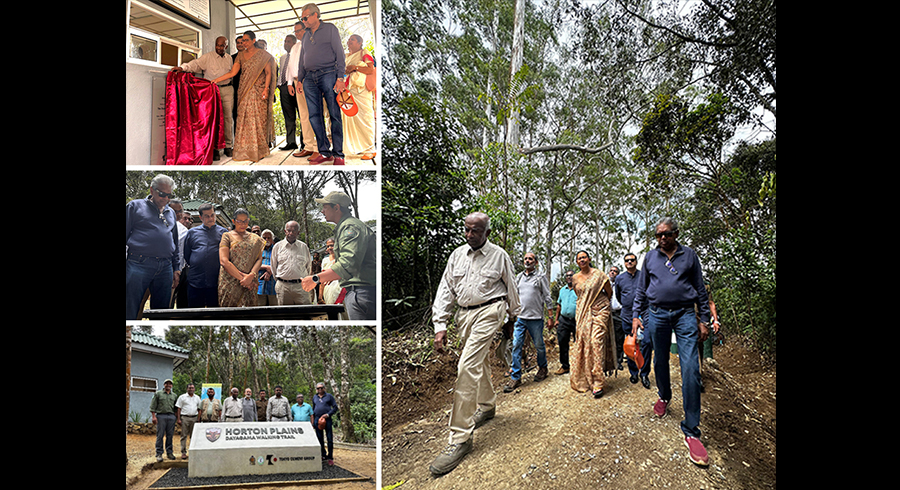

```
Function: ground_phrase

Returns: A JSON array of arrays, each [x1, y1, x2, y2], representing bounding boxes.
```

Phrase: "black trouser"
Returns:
[[315, 416, 333, 459], [612, 310, 624, 363], [279, 84, 299, 146], [557, 315, 576, 370]]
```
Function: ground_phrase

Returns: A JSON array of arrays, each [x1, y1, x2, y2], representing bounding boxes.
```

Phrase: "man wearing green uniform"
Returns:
[[150, 379, 179, 462], [302, 191, 376, 320]]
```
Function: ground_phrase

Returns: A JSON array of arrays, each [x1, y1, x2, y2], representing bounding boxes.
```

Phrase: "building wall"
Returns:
[[125, 0, 235, 165], [129, 349, 177, 422]]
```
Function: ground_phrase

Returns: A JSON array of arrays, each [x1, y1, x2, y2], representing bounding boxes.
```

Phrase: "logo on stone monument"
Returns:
[[205, 427, 222, 442]]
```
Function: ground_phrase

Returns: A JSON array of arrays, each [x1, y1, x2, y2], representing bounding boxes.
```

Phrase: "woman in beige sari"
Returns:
[[218, 208, 265, 307], [213, 31, 276, 163], [342, 34, 376, 158], [570, 250, 617, 398]]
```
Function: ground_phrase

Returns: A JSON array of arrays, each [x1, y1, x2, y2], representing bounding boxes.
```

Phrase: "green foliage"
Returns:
[[382, 90, 470, 330]]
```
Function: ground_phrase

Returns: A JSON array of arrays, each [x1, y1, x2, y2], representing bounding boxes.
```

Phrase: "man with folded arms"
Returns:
[[429, 212, 521, 476]]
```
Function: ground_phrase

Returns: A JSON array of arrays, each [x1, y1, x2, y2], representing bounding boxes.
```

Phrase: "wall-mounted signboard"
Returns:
[[152, 0, 211, 29]]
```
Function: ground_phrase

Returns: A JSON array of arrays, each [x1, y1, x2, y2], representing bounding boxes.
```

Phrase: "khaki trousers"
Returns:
[[219, 85, 234, 149], [180, 414, 197, 455], [276, 279, 312, 305], [448, 300, 505, 444], [294, 84, 317, 152]]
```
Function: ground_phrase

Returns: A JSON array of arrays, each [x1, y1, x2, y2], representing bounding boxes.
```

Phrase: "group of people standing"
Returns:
[[173, 3, 376, 164], [150, 381, 338, 466], [125, 174, 376, 320], [429, 212, 720, 476]]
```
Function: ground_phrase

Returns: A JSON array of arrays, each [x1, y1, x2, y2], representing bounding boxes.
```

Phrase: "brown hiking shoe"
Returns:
[[473, 407, 495, 428], [534, 366, 548, 382], [554, 367, 569, 375], [429, 438, 473, 475], [503, 378, 522, 393]]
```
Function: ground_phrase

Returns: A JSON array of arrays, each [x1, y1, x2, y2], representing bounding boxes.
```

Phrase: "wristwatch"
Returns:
[[312, 274, 320, 284]]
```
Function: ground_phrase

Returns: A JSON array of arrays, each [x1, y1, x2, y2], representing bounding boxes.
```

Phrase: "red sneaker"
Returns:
[[653, 398, 668, 417], [684, 437, 709, 466], [309, 154, 334, 165], [333, 157, 345, 166]]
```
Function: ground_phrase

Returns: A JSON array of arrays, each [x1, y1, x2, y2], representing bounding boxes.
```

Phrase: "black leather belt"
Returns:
[[460, 296, 506, 310], [277, 278, 302, 283]]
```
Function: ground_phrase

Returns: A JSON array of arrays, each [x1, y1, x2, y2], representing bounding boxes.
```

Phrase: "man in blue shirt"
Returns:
[[312, 382, 338, 465], [297, 3, 346, 165], [183, 203, 227, 307], [291, 393, 314, 424], [632, 217, 711, 467], [616, 252, 653, 388], [126, 174, 181, 320], [552, 270, 577, 374], [257, 229, 278, 305]]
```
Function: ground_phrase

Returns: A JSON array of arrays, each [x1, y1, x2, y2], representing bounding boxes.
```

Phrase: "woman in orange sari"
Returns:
[[218, 208, 265, 307], [212, 31, 276, 163], [570, 250, 617, 398]]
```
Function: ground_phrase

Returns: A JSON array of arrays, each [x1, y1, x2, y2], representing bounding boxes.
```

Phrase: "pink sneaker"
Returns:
[[684, 437, 709, 466], [653, 398, 668, 417]]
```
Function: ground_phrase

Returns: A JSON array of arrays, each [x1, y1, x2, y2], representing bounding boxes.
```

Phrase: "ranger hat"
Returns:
[[315, 191, 352, 208]]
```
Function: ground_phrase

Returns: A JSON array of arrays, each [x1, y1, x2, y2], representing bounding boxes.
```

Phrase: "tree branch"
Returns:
[[518, 141, 614, 155]]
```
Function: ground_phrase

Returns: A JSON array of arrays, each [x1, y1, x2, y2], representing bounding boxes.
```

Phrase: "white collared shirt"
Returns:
[[432, 240, 521, 333], [175, 393, 201, 416], [270, 238, 311, 281], [179, 51, 233, 84]]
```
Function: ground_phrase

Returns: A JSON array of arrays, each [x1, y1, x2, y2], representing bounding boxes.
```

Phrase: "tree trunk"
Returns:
[[507, 0, 524, 149], [338, 326, 356, 443], [126, 326, 132, 467], [239, 327, 261, 394]]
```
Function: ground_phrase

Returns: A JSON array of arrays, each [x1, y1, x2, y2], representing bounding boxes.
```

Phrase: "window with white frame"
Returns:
[[128, 1, 201, 66], [131, 376, 159, 393]]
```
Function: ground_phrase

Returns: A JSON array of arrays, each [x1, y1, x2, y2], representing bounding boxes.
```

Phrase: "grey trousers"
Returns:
[[345, 285, 376, 320], [155, 413, 176, 457]]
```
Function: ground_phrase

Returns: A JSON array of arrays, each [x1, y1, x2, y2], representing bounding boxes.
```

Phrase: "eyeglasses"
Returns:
[[665, 259, 678, 275], [624, 258, 636, 263], [655, 231, 675, 238], [156, 190, 175, 199]]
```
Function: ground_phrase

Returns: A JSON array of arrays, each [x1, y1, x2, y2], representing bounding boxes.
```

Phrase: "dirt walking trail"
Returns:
[[382, 329, 775, 489]]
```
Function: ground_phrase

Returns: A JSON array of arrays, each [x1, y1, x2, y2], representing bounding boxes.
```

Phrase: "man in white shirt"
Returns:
[[175, 383, 201, 460], [171, 36, 234, 159], [430, 212, 521, 476], [286, 20, 319, 160], [270, 220, 312, 305]]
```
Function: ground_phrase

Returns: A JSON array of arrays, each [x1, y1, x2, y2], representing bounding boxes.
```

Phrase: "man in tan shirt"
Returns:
[[270, 220, 312, 305], [430, 212, 521, 476]]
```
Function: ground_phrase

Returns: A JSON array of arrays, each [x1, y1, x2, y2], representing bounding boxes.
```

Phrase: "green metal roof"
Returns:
[[131, 330, 191, 356]]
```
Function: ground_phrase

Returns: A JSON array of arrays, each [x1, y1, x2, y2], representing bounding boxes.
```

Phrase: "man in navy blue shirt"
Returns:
[[616, 252, 653, 388], [297, 3, 346, 165], [312, 382, 338, 466], [183, 203, 227, 307], [126, 174, 181, 320], [632, 217, 711, 467]]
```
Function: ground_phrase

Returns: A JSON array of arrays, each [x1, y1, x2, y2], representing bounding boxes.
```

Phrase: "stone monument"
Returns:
[[188, 421, 322, 478]]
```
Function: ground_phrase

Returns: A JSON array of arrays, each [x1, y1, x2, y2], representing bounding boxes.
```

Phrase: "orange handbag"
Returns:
[[624, 333, 645, 369]]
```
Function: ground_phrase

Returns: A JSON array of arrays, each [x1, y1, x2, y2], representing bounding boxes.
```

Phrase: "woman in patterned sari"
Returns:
[[212, 31, 276, 163], [218, 208, 265, 307], [570, 250, 617, 398]]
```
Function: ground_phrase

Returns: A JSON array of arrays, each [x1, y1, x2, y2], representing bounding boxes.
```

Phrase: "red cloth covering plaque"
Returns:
[[165, 71, 225, 165]]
